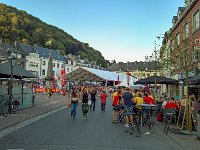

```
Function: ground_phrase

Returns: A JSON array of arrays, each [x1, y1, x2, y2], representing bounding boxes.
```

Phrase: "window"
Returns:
[[176, 32, 180, 46], [184, 50, 189, 66], [184, 22, 189, 39], [42, 69, 45, 75], [57, 63, 59, 68], [193, 10, 199, 32], [53, 63, 55, 67], [61, 64, 64, 68], [171, 40, 174, 50], [176, 55, 180, 69], [192, 47, 198, 62], [43, 61, 45, 65], [67, 68, 69, 72], [71, 61, 73, 65]]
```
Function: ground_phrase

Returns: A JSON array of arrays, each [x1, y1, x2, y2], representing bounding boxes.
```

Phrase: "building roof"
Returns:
[[18, 43, 35, 54], [33, 46, 67, 62], [109, 61, 158, 72], [0, 61, 35, 79]]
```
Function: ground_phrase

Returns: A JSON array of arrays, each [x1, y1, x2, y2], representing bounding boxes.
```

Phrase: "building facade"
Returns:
[[160, 0, 200, 97]]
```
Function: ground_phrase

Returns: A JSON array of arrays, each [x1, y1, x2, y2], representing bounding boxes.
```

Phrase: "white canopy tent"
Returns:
[[66, 67, 137, 83]]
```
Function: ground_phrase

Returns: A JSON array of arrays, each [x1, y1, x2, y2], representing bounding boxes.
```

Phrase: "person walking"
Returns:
[[90, 87, 97, 111], [81, 87, 89, 120], [100, 90, 107, 112], [47, 87, 52, 99], [70, 88, 79, 119]]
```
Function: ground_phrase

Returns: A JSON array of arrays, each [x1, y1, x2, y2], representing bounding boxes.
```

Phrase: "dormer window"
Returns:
[[172, 16, 178, 26]]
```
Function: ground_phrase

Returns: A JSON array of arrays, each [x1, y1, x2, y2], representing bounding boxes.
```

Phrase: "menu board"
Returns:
[[177, 106, 186, 129]]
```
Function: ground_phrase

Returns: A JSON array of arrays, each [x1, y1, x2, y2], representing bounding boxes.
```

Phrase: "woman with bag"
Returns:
[[81, 87, 89, 120], [70, 88, 79, 119]]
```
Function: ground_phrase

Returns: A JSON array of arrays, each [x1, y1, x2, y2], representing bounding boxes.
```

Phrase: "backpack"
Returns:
[[157, 112, 163, 122]]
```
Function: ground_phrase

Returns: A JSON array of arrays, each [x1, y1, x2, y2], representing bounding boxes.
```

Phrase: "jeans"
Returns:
[[71, 102, 77, 118], [90, 101, 96, 111]]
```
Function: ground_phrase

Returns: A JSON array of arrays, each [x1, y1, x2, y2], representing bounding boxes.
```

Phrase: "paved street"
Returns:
[[0, 93, 197, 150]]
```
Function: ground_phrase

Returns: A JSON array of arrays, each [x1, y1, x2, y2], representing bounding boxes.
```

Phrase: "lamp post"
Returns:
[[8, 55, 16, 112]]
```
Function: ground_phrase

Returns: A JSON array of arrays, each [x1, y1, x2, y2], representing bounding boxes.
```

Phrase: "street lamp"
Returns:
[[8, 55, 17, 112]]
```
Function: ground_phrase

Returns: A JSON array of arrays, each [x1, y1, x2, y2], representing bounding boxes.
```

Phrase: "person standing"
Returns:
[[100, 90, 107, 112], [122, 87, 134, 128], [144, 93, 155, 104], [70, 88, 78, 119], [47, 87, 52, 99], [90, 87, 97, 111], [81, 87, 89, 120]]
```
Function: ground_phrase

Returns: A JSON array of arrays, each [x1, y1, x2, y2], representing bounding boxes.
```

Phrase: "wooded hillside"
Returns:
[[0, 3, 109, 67]]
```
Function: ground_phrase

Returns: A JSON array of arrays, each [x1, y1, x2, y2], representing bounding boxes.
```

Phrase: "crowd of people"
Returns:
[[66, 85, 200, 130]]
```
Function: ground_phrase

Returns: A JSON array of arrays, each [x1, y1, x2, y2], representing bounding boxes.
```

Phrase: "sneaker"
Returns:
[[84, 117, 87, 120], [125, 124, 129, 128], [112, 120, 116, 123]]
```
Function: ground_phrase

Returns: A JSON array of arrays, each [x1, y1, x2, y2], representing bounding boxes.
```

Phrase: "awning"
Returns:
[[0, 62, 35, 79], [135, 76, 179, 84]]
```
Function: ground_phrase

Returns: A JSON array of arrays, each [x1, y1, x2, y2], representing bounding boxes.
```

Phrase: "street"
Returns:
[[0, 94, 186, 150]]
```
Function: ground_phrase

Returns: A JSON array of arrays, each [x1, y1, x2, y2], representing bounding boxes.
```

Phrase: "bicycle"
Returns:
[[142, 106, 156, 134], [124, 108, 141, 137], [0, 95, 9, 117], [0, 96, 19, 117]]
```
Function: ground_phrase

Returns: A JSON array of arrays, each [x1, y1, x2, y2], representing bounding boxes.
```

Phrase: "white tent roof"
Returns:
[[67, 67, 137, 82]]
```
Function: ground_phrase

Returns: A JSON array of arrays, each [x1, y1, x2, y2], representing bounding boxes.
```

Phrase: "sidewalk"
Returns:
[[155, 119, 200, 150], [0, 93, 68, 130]]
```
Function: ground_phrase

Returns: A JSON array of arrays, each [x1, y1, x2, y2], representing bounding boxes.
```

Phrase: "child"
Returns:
[[100, 90, 107, 112]]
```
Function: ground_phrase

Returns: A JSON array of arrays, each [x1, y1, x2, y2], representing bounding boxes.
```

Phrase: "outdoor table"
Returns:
[[136, 104, 157, 127]]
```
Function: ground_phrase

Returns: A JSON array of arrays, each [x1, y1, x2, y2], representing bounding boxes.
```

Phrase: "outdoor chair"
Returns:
[[163, 108, 177, 135]]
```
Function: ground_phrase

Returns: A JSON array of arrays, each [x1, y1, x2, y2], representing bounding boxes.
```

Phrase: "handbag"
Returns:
[[88, 100, 92, 105], [67, 101, 71, 107]]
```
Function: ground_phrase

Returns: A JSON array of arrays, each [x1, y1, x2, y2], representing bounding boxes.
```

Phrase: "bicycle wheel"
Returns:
[[2, 102, 9, 117], [11, 104, 17, 114]]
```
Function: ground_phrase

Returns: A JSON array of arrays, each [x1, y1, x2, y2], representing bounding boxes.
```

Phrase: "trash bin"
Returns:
[[197, 110, 200, 138]]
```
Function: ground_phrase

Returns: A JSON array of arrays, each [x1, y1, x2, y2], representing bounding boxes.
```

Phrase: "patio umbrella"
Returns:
[[188, 73, 200, 85], [135, 76, 179, 84]]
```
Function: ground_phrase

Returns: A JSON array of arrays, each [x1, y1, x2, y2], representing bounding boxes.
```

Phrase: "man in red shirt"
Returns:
[[166, 97, 179, 111], [144, 93, 155, 104]]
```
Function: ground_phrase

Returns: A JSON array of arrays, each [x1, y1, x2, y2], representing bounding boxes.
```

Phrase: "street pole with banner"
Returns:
[[126, 69, 131, 88]]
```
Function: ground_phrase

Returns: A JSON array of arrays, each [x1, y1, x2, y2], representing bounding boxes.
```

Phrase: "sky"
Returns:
[[0, 0, 185, 63]]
